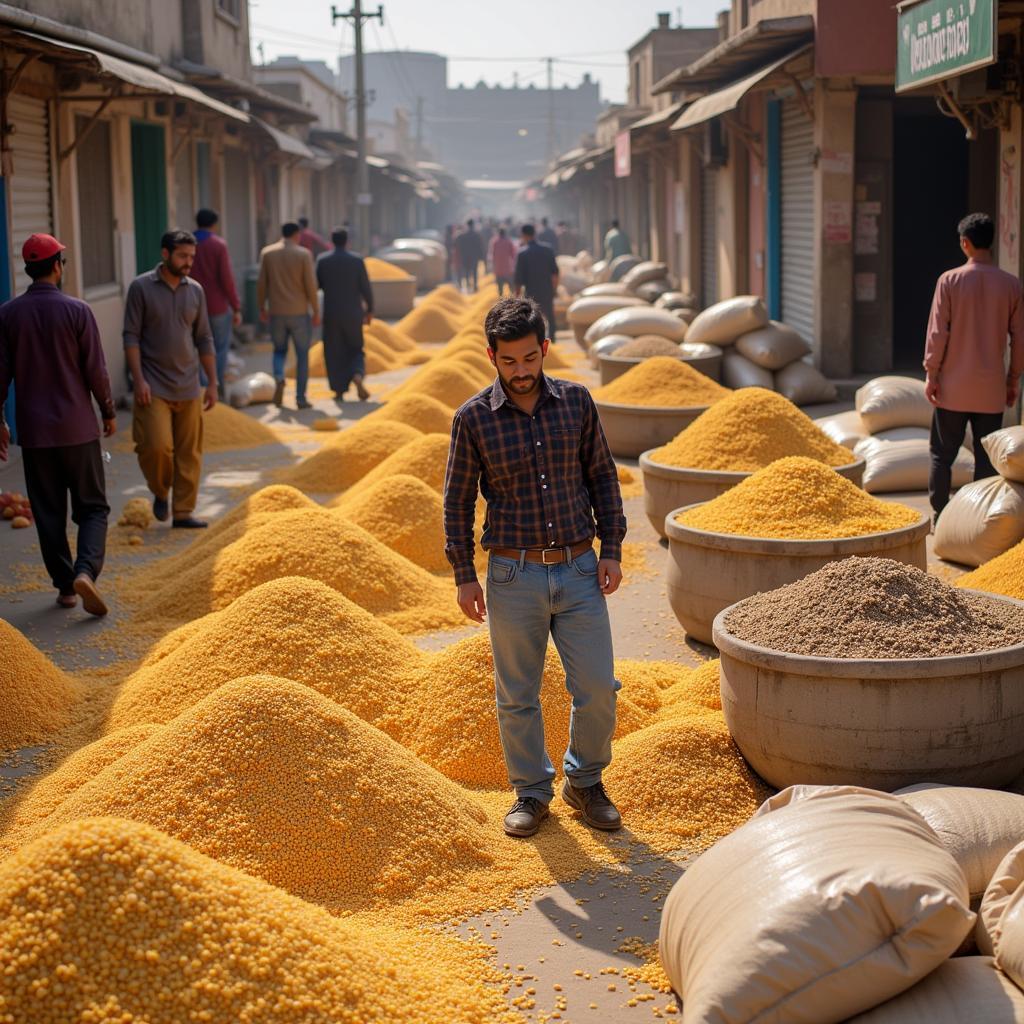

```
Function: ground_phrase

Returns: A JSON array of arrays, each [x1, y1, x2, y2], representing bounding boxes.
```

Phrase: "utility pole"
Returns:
[[332, 2, 383, 248], [545, 56, 555, 166], [415, 95, 424, 161]]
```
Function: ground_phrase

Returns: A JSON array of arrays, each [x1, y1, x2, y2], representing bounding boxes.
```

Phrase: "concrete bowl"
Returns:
[[666, 507, 929, 645], [594, 401, 710, 459], [639, 452, 867, 539], [712, 590, 1024, 790]]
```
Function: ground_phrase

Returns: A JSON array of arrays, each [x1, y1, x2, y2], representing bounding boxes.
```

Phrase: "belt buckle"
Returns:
[[541, 547, 561, 565]]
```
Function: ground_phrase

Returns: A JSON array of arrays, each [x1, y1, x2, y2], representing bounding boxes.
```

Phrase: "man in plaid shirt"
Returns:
[[443, 296, 627, 838]]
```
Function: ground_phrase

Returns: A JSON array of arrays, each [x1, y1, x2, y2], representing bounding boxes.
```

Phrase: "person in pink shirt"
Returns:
[[190, 209, 241, 398], [297, 217, 330, 259], [925, 212, 1024, 518], [489, 226, 518, 296]]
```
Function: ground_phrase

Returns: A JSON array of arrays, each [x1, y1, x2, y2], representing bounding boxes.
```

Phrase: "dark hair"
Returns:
[[466, 218, 475, 228], [611, 219, 620, 229], [541, 217, 549, 226], [331, 228, 348, 247], [485, 296, 547, 348], [196, 208, 219, 228], [958, 212, 995, 250], [498, 227, 506, 237], [25, 254, 61, 280], [298, 217, 309, 228], [161, 229, 197, 254], [282, 222, 301, 238], [520, 223, 535, 238]]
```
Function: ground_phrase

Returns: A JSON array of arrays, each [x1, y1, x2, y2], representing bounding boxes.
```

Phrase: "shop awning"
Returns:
[[653, 16, 814, 94], [253, 117, 315, 160], [12, 30, 247, 121], [671, 45, 812, 132], [630, 101, 686, 134]]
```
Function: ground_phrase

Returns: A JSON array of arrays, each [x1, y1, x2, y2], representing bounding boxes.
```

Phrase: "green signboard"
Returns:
[[896, 0, 996, 93]]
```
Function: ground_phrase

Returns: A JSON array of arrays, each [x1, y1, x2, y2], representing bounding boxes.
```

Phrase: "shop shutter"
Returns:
[[8, 94, 53, 295], [780, 96, 815, 346], [223, 145, 253, 269], [700, 162, 718, 308]]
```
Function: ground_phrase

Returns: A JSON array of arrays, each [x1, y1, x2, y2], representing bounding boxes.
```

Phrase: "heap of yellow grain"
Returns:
[[592, 356, 731, 408], [652, 387, 851, 471], [676, 457, 919, 539]]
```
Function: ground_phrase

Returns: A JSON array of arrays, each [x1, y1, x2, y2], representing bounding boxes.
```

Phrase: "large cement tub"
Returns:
[[713, 592, 1024, 791], [666, 508, 930, 645], [595, 401, 710, 459], [370, 277, 417, 318], [640, 452, 867, 539], [598, 348, 723, 386]]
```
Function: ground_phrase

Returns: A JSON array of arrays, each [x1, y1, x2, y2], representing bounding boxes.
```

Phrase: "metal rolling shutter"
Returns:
[[700, 162, 717, 308], [223, 146, 253, 269], [780, 96, 815, 346], [8, 94, 53, 295]]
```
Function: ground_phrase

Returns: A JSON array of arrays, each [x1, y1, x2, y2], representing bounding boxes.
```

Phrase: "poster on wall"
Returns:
[[614, 131, 631, 179]]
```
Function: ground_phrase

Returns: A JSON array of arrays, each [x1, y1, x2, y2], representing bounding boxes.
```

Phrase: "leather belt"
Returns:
[[490, 540, 593, 565]]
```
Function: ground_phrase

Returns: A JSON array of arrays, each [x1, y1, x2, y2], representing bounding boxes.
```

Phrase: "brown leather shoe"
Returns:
[[503, 796, 550, 838], [562, 779, 622, 831], [73, 573, 108, 617], [354, 375, 370, 402]]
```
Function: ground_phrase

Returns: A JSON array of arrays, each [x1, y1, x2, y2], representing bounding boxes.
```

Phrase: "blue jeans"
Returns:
[[486, 546, 619, 803], [270, 314, 312, 403], [200, 311, 233, 389]]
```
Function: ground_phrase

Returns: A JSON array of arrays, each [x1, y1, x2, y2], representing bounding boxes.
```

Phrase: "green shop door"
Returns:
[[131, 122, 168, 274]]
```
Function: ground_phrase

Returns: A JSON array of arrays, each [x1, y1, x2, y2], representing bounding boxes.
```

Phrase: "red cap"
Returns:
[[22, 233, 66, 263]]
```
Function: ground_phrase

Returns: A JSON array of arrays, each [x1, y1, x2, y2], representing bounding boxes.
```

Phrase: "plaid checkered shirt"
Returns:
[[443, 374, 627, 585]]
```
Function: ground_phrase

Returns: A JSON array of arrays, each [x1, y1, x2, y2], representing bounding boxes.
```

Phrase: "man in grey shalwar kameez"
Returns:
[[315, 228, 374, 402]]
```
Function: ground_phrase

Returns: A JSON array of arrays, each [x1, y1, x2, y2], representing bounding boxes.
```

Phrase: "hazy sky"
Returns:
[[249, 0, 728, 104]]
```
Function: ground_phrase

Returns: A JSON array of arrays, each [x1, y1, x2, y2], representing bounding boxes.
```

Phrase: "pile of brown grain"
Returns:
[[725, 557, 1024, 658]]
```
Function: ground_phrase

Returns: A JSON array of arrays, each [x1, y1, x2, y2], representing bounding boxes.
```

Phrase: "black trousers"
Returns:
[[21, 439, 109, 593], [929, 407, 1004, 514]]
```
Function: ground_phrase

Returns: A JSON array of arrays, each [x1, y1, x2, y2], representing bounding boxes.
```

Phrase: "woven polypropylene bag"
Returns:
[[685, 295, 769, 348], [815, 410, 868, 450], [855, 436, 973, 494], [932, 477, 1024, 567], [660, 785, 973, 1024], [583, 307, 689, 346], [845, 958, 1024, 1023], [855, 376, 934, 433], [774, 360, 838, 405], [721, 351, 773, 391], [983, 427, 1024, 484], [734, 321, 810, 370], [894, 784, 1024, 902]]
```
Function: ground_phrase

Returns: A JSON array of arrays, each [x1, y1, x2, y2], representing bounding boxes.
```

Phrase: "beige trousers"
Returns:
[[132, 397, 204, 517]]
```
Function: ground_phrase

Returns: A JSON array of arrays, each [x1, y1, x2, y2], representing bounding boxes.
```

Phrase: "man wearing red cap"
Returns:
[[0, 233, 116, 615]]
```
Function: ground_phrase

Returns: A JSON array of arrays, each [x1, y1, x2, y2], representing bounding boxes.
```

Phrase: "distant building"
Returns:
[[339, 51, 603, 185]]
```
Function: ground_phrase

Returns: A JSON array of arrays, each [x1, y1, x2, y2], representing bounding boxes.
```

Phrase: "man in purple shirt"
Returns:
[[190, 208, 241, 398], [0, 234, 116, 615]]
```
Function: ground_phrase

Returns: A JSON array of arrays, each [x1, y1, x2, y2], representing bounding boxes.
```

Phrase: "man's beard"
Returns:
[[505, 373, 539, 394]]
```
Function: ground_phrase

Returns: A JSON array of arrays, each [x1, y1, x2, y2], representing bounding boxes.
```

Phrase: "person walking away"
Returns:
[[455, 219, 485, 292], [514, 224, 559, 341], [0, 234, 114, 615], [537, 217, 558, 250], [925, 212, 1024, 521], [316, 228, 374, 403], [443, 296, 626, 838], [124, 229, 217, 530], [297, 216, 330, 259], [556, 221, 576, 256], [444, 224, 456, 282], [190, 208, 241, 398], [489, 227, 517, 296], [603, 219, 631, 263], [257, 222, 320, 410]]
